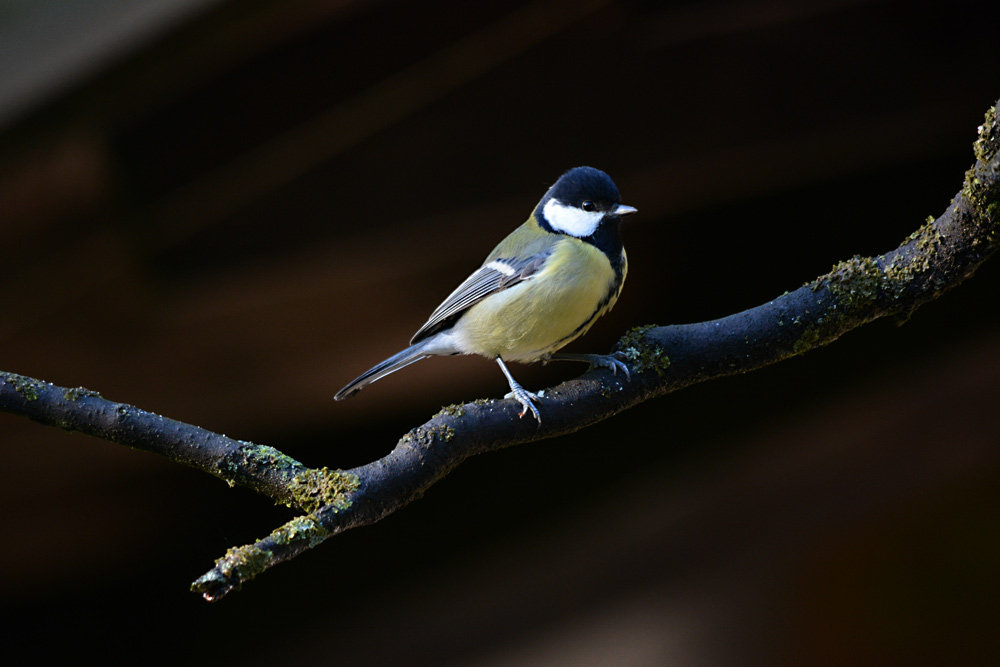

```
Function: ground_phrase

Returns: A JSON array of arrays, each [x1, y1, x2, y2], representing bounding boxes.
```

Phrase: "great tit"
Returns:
[[334, 166, 637, 421]]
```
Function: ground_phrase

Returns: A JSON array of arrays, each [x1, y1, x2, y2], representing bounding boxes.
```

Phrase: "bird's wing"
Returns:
[[410, 252, 550, 344]]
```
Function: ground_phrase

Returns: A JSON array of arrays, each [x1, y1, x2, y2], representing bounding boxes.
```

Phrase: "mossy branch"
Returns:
[[1, 99, 997, 602]]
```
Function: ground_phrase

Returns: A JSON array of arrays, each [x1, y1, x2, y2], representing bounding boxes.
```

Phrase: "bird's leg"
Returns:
[[495, 357, 541, 422], [544, 352, 631, 381]]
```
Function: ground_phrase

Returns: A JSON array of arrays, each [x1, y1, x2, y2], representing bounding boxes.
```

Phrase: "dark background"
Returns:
[[2, 1, 999, 664]]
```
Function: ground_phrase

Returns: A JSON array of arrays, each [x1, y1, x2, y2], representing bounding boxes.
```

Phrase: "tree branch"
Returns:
[[0, 376, 359, 511], [2, 99, 997, 601]]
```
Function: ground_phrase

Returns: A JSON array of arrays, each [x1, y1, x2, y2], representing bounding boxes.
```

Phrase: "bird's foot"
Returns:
[[589, 352, 631, 381], [495, 357, 542, 422], [504, 386, 541, 422], [546, 352, 631, 381]]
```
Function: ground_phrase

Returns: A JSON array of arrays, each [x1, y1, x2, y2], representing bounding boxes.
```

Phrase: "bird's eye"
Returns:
[[581, 201, 596, 212]]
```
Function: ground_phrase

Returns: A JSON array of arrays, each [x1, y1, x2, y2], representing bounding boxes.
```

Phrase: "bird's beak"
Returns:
[[614, 204, 638, 217]]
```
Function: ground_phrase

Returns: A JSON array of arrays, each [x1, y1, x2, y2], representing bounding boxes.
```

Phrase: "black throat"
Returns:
[[586, 219, 626, 282]]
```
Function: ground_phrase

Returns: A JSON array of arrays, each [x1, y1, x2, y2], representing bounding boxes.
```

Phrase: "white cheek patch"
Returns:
[[543, 198, 604, 238]]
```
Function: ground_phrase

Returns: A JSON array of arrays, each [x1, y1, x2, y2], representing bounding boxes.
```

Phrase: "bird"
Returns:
[[334, 166, 637, 422]]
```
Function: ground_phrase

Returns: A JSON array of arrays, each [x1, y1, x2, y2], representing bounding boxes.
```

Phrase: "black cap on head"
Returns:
[[543, 166, 622, 211]]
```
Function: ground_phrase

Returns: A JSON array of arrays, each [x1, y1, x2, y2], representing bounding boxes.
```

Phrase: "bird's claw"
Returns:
[[544, 352, 632, 381], [591, 353, 631, 381], [504, 387, 541, 422]]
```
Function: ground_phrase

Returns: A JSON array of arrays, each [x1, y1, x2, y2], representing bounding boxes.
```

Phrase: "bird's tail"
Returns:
[[334, 339, 434, 401]]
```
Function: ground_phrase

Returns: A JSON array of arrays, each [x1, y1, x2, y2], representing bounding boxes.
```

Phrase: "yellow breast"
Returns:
[[454, 238, 625, 362]]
